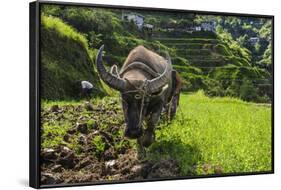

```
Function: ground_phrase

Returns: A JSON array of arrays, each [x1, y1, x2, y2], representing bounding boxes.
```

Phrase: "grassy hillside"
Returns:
[[40, 92, 272, 183], [40, 15, 104, 100]]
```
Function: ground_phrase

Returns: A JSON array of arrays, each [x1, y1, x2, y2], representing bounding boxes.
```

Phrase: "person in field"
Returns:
[[80, 80, 93, 98]]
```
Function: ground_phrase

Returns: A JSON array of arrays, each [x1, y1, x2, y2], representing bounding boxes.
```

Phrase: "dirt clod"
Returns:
[[63, 134, 71, 142], [41, 172, 62, 184], [41, 148, 57, 162], [84, 102, 95, 111], [76, 157, 92, 169], [214, 165, 223, 174], [103, 148, 117, 161], [57, 147, 77, 169], [76, 123, 88, 134], [51, 165, 63, 173], [78, 134, 87, 145], [67, 128, 76, 135], [147, 159, 180, 178], [50, 105, 59, 112]]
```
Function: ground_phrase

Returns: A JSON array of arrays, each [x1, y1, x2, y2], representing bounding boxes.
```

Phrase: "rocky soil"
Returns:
[[40, 98, 180, 185]]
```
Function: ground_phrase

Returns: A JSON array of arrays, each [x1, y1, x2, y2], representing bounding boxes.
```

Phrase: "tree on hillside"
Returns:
[[239, 79, 258, 101]]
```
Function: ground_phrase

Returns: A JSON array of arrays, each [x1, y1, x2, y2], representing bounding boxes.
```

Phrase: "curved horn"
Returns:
[[96, 45, 126, 91], [146, 64, 169, 94]]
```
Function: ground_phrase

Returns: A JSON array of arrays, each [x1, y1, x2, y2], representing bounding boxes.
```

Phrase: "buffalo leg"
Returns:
[[137, 138, 146, 159], [169, 94, 180, 120]]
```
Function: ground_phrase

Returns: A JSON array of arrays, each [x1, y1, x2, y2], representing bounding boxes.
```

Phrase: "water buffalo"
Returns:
[[96, 45, 181, 156]]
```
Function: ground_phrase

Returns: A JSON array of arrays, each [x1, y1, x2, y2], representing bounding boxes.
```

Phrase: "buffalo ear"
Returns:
[[110, 64, 120, 77]]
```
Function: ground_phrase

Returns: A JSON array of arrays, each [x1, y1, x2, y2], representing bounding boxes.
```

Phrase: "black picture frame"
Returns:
[[29, 1, 274, 188]]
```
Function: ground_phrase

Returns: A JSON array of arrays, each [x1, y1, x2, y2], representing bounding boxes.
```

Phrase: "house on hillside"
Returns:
[[201, 21, 216, 32], [183, 21, 216, 33], [122, 12, 145, 29], [143, 23, 154, 35], [143, 23, 153, 29], [143, 24, 153, 33], [195, 26, 202, 31]]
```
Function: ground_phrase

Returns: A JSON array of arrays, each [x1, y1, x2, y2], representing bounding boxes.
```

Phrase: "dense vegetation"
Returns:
[[41, 5, 272, 102]]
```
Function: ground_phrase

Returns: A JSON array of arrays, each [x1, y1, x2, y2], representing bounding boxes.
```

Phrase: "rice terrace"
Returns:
[[38, 3, 273, 185]]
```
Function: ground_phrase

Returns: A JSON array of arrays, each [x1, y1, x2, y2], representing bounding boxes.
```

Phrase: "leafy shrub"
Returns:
[[239, 79, 258, 101], [92, 135, 106, 156]]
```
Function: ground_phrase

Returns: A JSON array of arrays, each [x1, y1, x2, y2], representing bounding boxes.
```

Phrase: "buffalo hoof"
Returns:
[[137, 147, 146, 160], [141, 130, 155, 148], [137, 139, 146, 160]]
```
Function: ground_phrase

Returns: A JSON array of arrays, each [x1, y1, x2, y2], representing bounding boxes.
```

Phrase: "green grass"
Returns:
[[148, 90, 272, 175], [41, 124, 71, 148], [92, 135, 106, 155], [42, 15, 90, 54]]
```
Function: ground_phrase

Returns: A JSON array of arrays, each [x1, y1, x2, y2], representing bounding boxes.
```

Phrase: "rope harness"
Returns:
[[119, 62, 172, 127], [122, 80, 173, 127], [122, 80, 150, 127]]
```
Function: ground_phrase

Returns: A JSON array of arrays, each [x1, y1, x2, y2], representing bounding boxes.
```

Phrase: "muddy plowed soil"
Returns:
[[40, 99, 180, 185]]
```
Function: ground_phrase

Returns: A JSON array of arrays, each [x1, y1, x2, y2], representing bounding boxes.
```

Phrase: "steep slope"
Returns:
[[152, 30, 270, 101], [40, 15, 103, 100]]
